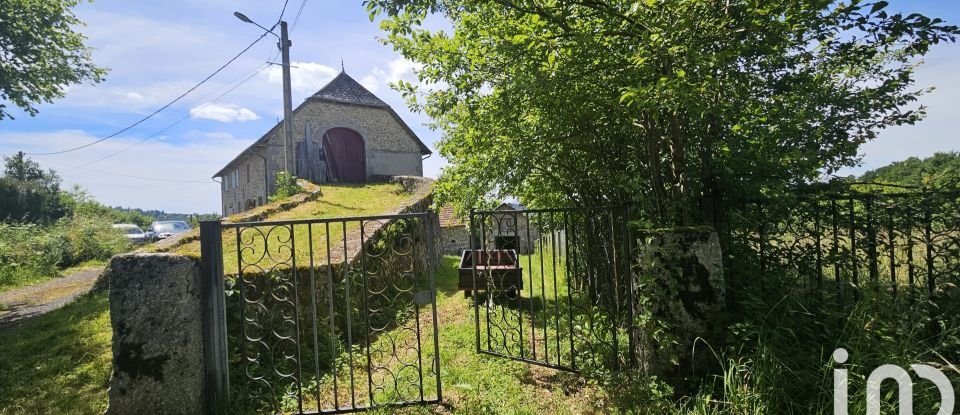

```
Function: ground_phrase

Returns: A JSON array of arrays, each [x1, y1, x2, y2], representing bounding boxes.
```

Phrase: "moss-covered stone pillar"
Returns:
[[631, 228, 726, 390], [104, 253, 205, 415]]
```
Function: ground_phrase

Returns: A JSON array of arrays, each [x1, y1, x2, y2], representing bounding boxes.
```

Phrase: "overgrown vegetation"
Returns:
[[362, 1, 960, 413], [367, 0, 958, 225], [0, 155, 143, 291], [0, 206, 131, 292], [269, 171, 304, 202], [677, 285, 960, 415]]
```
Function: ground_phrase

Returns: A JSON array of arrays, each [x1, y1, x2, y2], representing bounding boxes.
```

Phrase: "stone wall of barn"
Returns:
[[440, 225, 471, 256], [219, 99, 425, 214], [219, 150, 270, 216], [263, 100, 424, 183]]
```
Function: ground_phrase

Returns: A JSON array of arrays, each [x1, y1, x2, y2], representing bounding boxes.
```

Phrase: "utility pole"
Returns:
[[233, 12, 295, 173], [279, 21, 294, 174]]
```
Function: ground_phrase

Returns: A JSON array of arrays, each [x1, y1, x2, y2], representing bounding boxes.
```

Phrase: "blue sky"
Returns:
[[0, 1, 958, 213]]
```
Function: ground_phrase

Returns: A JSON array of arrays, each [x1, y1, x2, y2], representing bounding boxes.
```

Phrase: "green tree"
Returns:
[[0, 0, 106, 119], [0, 152, 66, 222], [860, 151, 960, 190], [366, 0, 958, 225]]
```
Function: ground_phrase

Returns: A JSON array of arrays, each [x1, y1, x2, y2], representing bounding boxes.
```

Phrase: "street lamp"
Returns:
[[234, 11, 295, 174]]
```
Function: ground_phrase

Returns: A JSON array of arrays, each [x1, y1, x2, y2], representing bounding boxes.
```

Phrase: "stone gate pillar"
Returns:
[[103, 253, 205, 415], [631, 228, 726, 391]]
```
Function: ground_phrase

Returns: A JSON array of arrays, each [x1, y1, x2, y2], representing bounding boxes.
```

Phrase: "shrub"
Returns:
[[57, 214, 131, 267], [268, 171, 302, 203], [0, 223, 68, 289], [0, 214, 133, 289]]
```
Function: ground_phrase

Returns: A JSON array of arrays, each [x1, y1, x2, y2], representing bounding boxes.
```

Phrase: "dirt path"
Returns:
[[0, 267, 105, 328]]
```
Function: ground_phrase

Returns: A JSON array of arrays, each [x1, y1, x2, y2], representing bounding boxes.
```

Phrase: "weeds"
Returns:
[[0, 214, 131, 291]]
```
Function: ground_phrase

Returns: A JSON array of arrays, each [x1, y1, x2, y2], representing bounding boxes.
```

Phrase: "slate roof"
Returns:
[[495, 202, 525, 211], [309, 72, 390, 108], [213, 71, 431, 178]]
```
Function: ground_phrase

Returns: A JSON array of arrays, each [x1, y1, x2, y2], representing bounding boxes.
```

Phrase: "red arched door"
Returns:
[[322, 128, 366, 183]]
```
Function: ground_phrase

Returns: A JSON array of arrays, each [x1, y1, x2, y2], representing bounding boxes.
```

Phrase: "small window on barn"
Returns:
[[258, 196, 263, 206]]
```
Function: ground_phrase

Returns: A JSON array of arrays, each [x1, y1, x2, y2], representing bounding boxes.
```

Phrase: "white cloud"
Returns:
[[189, 103, 260, 122], [203, 131, 237, 141], [362, 58, 424, 92], [266, 62, 339, 94], [124, 92, 145, 102], [361, 72, 384, 93]]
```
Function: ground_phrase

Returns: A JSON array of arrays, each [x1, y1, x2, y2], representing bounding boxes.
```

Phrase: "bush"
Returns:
[[0, 214, 132, 289], [268, 171, 302, 202], [57, 214, 131, 267], [676, 288, 960, 415], [0, 223, 68, 289]]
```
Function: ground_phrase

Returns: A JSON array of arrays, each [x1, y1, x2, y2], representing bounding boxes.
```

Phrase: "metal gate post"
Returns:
[[425, 211, 443, 402], [200, 220, 229, 414]]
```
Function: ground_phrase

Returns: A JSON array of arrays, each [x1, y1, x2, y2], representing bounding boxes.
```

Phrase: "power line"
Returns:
[[65, 63, 271, 170], [277, 0, 291, 23], [290, 0, 309, 34], [42, 158, 215, 184], [26, 32, 271, 156]]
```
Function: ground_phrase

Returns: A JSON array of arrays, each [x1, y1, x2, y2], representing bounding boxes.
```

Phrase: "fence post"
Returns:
[[200, 221, 229, 414]]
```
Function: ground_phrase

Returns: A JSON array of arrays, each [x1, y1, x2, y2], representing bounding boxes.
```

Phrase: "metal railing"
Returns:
[[718, 189, 960, 301], [201, 212, 441, 414], [467, 206, 635, 373]]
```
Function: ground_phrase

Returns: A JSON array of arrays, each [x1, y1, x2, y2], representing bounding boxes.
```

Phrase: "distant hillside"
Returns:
[[109, 206, 220, 224], [860, 152, 960, 189]]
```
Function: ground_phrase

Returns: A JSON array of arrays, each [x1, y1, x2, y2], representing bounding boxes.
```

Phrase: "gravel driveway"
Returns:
[[0, 267, 105, 329]]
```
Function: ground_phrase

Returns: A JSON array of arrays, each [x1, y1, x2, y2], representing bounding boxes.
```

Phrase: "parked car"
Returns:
[[112, 224, 147, 244], [146, 221, 192, 241]]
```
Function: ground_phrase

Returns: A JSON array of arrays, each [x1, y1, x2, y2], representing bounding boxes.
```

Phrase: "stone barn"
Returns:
[[439, 205, 470, 256], [214, 71, 432, 215], [486, 203, 538, 255], [440, 203, 540, 256]]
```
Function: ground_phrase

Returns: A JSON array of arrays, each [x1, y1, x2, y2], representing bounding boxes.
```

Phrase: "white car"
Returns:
[[146, 221, 192, 240], [112, 224, 147, 244]]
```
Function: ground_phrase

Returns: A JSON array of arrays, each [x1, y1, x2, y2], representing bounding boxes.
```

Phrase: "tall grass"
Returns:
[[0, 214, 131, 291], [679, 288, 960, 414]]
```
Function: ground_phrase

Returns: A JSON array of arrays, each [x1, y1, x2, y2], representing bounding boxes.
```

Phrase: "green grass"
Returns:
[[174, 182, 415, 274], [0, 292, 112, 415], [0, 259, 107, 294], [261, 254, 614, 414], [369, 256, 612, 415]]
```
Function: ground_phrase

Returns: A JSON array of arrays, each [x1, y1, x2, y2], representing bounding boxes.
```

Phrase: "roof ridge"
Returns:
[[311, 72, 388, 108]]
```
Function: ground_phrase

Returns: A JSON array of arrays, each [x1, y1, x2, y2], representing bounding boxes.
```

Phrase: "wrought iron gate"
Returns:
[[201, 212, 442, 414], [467, 206, 636, 372]]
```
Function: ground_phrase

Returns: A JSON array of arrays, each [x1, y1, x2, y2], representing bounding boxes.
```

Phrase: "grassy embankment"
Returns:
[[0, 182, 425, 414], [171, 182, 417, 274]]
